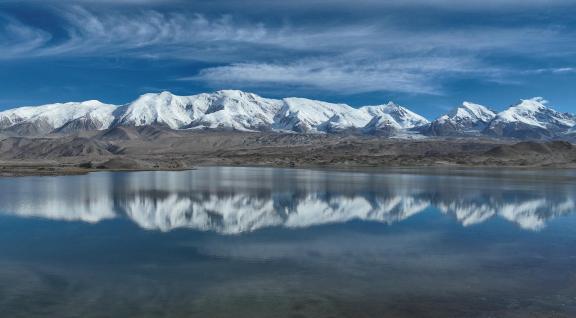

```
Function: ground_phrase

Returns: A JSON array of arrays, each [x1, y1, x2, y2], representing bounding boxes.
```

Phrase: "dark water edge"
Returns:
[[0, 167, 574, 317]]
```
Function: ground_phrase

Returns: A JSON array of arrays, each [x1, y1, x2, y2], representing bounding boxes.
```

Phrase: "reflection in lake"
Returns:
[[0, 167, 575, 317], [0, 167, 574, 232]]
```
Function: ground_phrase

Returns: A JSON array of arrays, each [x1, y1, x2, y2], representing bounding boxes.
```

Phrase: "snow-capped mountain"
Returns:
[[0, 91, 574, 139], [113, 92, 201, 129], [116, 92, 377, 133], [115, 90, 283, 131], [0, 90, 422, 135], [0, 90, 427, 135], [425, 102, 496, 136], [485, 97, 576, 139], [191, 90, 284, 131], [0, 100, 116, 135], [360, 102, 429, 129], [273, 98, 371, 133], [361, 115, 401, 136]]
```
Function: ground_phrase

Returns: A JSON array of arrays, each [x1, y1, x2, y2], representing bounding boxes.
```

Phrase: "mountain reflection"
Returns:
[[0, 168, 574, 233]]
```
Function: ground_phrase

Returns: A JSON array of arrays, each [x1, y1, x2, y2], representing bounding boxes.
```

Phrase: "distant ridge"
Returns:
[[0, 91, 574, 140]]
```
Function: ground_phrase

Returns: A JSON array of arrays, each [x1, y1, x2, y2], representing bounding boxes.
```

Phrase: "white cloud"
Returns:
[[544, 67, 575, 74], [187, 56, 486, 95], [520, 67, 576, 75], [303, 0, 574, 9], [5, 0, 574, 9], [0, 16, 51, 56], [1, 5, 575, 95], [2, 7, 570, 60], [34, 7, 273, 58]]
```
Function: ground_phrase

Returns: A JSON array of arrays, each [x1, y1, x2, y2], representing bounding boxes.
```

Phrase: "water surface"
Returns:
[[0, 167, 575, 317]]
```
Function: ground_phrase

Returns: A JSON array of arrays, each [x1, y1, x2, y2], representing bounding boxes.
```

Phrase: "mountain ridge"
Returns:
[[1, 91, 574, 140]]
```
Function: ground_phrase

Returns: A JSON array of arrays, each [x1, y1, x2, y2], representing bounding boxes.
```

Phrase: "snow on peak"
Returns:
[[0, 100, 117, 132], [17, 90, 576, 139], [192, 90, 284, 131], [513, 97, 548, 112], [273, 97, 431, 133], [362, 114, 402, 135], [527, 96, 548, 104], [0, 90, 434, 135], [273, 98, 371, 133], [360, 102, 429, 129], [442, 101, 496, 124], [424, 101, 497, 136], [115, 91, 200, 129], [81, 100, 108, 107], [491, 98, 575, 129], [115, 90, 286, 131], [213, 89, 256, 99], [318, 114, 360, 133]]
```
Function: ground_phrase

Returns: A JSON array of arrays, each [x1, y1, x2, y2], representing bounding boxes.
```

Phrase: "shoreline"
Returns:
[[2, 132, 575, 177], [2, 160, 576, 179]]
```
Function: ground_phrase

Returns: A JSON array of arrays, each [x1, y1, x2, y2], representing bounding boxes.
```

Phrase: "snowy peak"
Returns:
[[201, 90, 280, 116], [493, 98, 549, 128], [448, 101, 496, 123], [0, 91, 429, 136], [1, 91, 573, 140], [362, 114, 401, 136], [115, 90, 284, 132], [515, 97, 548, 111], [193, 90, 283, 131], [272, 98, 425, 133], [0, 100, 116, 135], [426, 97, 576, 139], [485, 97, 576, 139], [491, 97, 574, 128], [318, 114, 362, 133], [114, 91, 199, 129], [425, 101, 496, 136], [273, 98, 370, 133], [360, 102, 429, 129]]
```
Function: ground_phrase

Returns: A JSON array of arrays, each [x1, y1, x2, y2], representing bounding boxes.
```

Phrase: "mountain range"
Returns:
[[0, 90, 574, 140]]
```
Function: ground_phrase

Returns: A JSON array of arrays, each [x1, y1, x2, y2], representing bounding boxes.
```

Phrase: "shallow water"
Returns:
[[0, 167, 575, 317]]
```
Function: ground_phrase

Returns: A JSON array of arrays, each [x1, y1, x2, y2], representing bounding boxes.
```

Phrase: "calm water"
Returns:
[[0, 167, 575, 318]]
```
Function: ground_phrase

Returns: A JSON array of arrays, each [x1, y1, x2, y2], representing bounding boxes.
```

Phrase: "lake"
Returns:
[[0, 167, 575, 317]]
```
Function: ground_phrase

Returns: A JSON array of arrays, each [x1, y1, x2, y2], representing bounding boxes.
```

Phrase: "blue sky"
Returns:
[[0, 0, 575, 118]]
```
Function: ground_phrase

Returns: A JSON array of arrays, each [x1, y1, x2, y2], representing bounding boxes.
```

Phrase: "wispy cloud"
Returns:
[[2, 6, 571, 60], [1, 4, 575, 95], [34, 7, 274, 59], [0, 15, 52, 56], [525, 67, 576, 74], [186, 56, 489, 95], [6, 0, 574, 9]]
